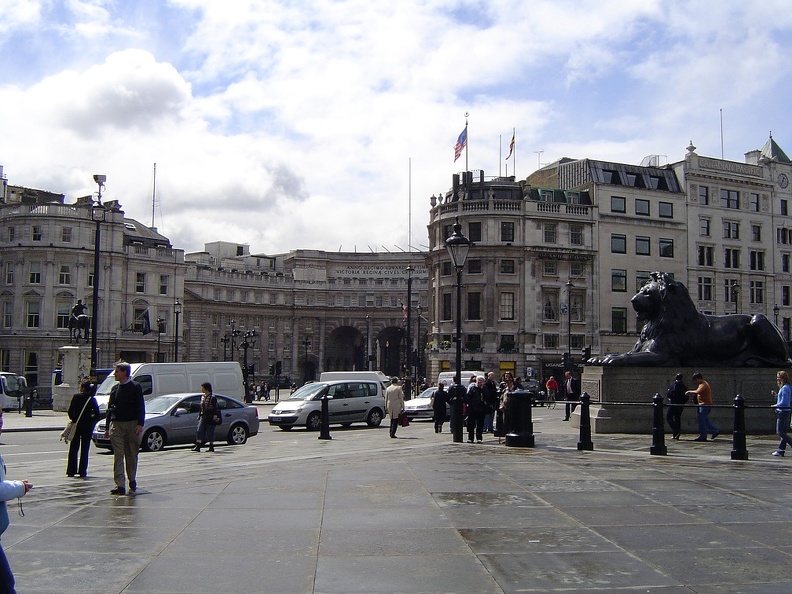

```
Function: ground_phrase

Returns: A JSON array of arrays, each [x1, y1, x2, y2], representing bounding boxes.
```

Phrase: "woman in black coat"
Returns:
[[66, 378, 101, 478], [432, 383, 448, 433]]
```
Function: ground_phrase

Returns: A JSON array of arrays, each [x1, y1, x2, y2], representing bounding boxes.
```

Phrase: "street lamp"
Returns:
[[239, 329, 256, 402], [445, 219, 471, 387], [365, 314, 371, 371], [774, 304, 780, 326], [566, 280, 574, 371], [156, 317, 165, 362], [405, 265, 413, 397], [174, 299, 182, 361], [220, 335, 231, 361], [303, 337, 312, 382], [416, 304, 422, 385], [90, 174, 106, 374]]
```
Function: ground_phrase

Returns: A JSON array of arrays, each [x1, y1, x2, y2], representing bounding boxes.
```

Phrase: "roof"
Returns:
[[760, 134, 791, 163]]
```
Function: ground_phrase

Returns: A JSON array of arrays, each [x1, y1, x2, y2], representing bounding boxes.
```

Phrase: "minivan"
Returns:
[[436, 370, 486, 388], [268, 380, 385, 431], [94, 362, 245, 414], [0, 372, 26, 411]]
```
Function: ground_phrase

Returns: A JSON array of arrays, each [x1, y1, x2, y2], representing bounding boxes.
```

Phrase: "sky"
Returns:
[[1, 0, 792, 256]]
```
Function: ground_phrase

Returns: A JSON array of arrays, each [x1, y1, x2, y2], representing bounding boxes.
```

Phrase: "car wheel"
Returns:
[[227, 423, 248, 445], [366, 408, 383, 428], [306, 411, 322, 431], [142, 428, 165, 452], [279, 426, 293, 431]]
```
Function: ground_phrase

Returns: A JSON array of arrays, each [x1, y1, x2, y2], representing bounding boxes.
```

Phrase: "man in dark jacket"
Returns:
[[464, 375, 487, 443], [482, 372, 499, 433], [104, 361, 146, 495], [666, 373, 688, 439], [563, 370, 580, 421]]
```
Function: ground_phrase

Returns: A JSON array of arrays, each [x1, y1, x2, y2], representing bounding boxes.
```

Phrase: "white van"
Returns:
[[437, 370, 486, 388], [319, 370, 390, 387], [0, 372, 26, 410], [94, 362, 245, 414]]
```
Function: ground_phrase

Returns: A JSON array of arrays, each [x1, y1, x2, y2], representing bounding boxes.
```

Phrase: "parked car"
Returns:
[[92, 393, 259, 452], [404, 387, 448, 420], [268, 380, 384, 430]]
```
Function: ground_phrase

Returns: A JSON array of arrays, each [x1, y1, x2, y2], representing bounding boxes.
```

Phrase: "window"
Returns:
[[467, 259, 481, 274], [441, 261, 452, 276], [700, 219, 710, 237], [441, 294, 452, 320], [611, 196, 626, 213], [635, 236, 650, 256], [783, 200, 789, 216], [132, 307, 148, 332], [611, 234, 626, 254], [783, 286, 790, 307], [464, 334, 481, 351], [697, 277, 713, 301], [779, 228, 790, 244], [750, 193, 759, 212], [4, 262, 13, 285], [62, 227, 72, 243], [543, 293, 558, 321], [159, 275, 169, 295], [28, 262, 41, 284], [570, 224, 583, 246], [659, 239, 674, 258], [725, 280, 739, 303], [751, 225, 761, 242], [750, 280, 764, 305], [31, 225, 42, 241], [603, 170, 620, 184], [636, 271, 651, 292], [724, 248, 740, 269], [500, 259, 515, 274], [500, 222, 514, 242], [500, 292, 515, 320], [467, 222, 482, 242], [467, 292, 481, 320], [570, 293, 583, 322], [720, 189, 739, 209], [88, 272, 95, 288], [784, 254, 791, 273], [544, 261, 558, 276], [699, 185, 709, 205], [748, 250, 764, 271], [570, 262, 585, 277], [56, 303, 70, 329], [698, 245, 714, 266], [723, 222, 739, 239], [611, 269, 627, 292], [499, 334, 516, 352], [658, 202, 673, 218], [58, 265, 71, 285], [635, 199, 650, 216], [544, 223, 557, 244], [23, 352, 37, 388], [135, 273, 146, 293], [543, 334, 559, 349], [26, 301, 40, 328], [2, 302, 11, 328], [6, 227, 14, 242], [612, 307, 628, 333]]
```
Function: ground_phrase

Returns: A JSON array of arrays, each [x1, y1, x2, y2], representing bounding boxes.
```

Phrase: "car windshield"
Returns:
[[146, 396, 184, 414], [288, 382, 328, 401], [1, 375, 23, 394], [417, 388, 435, 400]]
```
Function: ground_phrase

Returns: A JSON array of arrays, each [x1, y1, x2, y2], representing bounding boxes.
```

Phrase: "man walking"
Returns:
[[563, 370, 579, 421], [385, 377, 405, 439], [686, 372, 718, 442], [104, 361, 146, 495]]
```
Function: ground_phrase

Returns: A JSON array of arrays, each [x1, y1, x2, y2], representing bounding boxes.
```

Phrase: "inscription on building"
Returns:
[[699, 158, 763, 178]]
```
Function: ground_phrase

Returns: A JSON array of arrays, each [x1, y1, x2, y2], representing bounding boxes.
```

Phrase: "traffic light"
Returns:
[[582, 346, 592, 361], [562, 352, 570, 368], [269, 365, 275, 375], [275, 361, 282, 375]]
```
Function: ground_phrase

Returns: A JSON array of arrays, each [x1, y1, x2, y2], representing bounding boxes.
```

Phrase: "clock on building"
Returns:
[[780, 173, 789, 189]]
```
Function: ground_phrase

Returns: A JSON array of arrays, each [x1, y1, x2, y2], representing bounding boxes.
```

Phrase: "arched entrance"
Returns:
[[376, 326, 405, 377], [325, 326, 365, 371]]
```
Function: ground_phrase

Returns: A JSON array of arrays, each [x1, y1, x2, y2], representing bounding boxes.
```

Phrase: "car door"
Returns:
[[326, 383, 349, 424], [169, 395, 201, 444], [344, 382, 371, 422]]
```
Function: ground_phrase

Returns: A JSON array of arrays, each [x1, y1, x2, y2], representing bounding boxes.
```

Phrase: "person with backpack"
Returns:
[[666, 373, 688, 439]]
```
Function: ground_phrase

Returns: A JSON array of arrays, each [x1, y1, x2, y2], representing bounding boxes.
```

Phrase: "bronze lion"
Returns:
[[590, 272, 791, 367]]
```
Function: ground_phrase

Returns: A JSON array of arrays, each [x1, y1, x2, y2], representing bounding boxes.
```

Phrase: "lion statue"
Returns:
[[590, 272, 791, 367]]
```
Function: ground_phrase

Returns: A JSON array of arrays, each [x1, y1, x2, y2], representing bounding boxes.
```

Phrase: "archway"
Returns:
[[376, 326, 405, 377], [325, 326, 365, 371]]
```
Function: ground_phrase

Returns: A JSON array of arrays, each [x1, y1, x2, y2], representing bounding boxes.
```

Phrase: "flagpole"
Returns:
[[464, 112, 469, 174], [499, 134, 502, 178], [512, 127, 516, 179]]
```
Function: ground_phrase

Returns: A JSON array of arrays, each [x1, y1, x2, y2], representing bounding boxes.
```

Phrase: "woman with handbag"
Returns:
[[193, 382, 221, 452], [66, 378, 101, 478]]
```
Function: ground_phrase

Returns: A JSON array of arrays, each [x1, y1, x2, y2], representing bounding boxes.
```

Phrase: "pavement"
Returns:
[[3, 402, 792, 593]]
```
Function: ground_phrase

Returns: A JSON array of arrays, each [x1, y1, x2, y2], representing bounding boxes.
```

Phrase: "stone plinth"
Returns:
[[52, 346, 92, 412], [575, 366, 777, 434]]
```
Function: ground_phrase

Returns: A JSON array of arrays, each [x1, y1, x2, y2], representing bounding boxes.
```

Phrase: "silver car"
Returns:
[[92, 393, 259, 452]]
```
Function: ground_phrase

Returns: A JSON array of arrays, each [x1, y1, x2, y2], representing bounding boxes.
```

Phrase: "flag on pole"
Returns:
[[142, 310, 152, 335], [454, 126, 467, 162], [505, 130, 515, 160]]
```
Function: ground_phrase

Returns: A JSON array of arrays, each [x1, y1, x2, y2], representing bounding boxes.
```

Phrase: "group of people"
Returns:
[[662, 371, 719, 442]]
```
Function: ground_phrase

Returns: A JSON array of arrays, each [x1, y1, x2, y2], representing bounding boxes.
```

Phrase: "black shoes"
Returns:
[[191, 445, 201, 452], [129, 481, 137, 493], [110, 487, 126, 495], [207, 446, 215, 452], [711, 432, 719, 440], [672, 433, 680, 440], [693, 437, 708, 442]]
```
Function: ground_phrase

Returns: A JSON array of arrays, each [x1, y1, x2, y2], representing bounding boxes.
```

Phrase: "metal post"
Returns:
[[577, 392, 594, 451], [90, 175, 105, 373], [405, 266, 412, 398], [731, 394, 748, 460], [566, 280, 574, 372], [174, 299, 182, 362], [366, 314, 371, 371], [318, 393, 332, 440], [650, 392, 667, 455]]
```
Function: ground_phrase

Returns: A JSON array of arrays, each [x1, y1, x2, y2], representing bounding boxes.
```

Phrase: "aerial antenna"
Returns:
[[534, 150, 544, 170], [150, 162, 157, 227]]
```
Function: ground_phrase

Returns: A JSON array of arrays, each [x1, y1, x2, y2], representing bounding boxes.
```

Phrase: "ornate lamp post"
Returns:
[[220, 335, 231, 361], [405, 265, 413, 397], [566, 280, 574, 372], [173, 299, 182, 362], [774, 304, 780, 327], [156, 317, 165, 362], [239, 329, 256, 402], [445, 219, 470, 443], [303, 337, 312, 382], [366, 314, 371, 371], [90, 174, 106, 375]]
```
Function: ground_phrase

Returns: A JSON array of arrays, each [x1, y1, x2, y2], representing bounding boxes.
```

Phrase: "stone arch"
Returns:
[[375, 325, 406, 377], [324, 325, 365, 371]]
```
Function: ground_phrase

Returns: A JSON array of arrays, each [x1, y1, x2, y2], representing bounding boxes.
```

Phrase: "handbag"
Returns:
[[60, 394, 93, 443], [398, 411, 410, 427]]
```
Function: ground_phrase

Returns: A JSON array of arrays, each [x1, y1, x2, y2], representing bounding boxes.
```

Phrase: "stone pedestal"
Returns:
[[52, 346, 92, 412], [573, 366, 777, 434]]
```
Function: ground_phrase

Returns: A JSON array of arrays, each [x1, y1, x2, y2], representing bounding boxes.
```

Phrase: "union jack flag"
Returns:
[[454, 126, 467, 162]]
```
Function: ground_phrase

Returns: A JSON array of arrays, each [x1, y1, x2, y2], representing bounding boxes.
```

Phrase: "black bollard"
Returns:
[[505, 390, 535, 447], [24, 390, 34, 418], [730, 394, 748, 460], [318, 393, 332, 440], [650, 392, 667, 455], [449, 384, 465, 443], [577, 391, 594, 451]]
